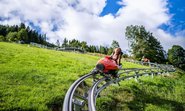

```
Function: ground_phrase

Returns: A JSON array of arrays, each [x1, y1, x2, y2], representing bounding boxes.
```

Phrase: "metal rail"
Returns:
[[88, 77, 106, 111], [63, 61, 175, 111], [63, 69, 99, 111], [88, 67, 174, 111]]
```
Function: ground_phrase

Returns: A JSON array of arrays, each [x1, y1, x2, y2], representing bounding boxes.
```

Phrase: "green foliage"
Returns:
[[17, 29, 28, 42], [19, 23, 26, 30], [61, 38, 88, 50], [62, 38, 68, 47], [61, 38, 113, 54], [168, 45, 185, 70], [87, 45, 99, 53], [69, 39, 81, 48], [111, 40, 120, 49], [122, 53, 129, 58], [0, 25, 7, 36], [0, 35, 5, 41], [96, 97, 116, 111], [107, 47, 113, 55], [81, 41, 88, 51], [99, 45, 108, 54], [0, 23, 51, 46], [125, 25, 165, 63], [6, 32, 18, 42]]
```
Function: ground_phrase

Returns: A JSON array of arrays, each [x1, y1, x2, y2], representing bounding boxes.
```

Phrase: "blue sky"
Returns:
[[100, 0, 122, 16], [100, 0, 185, 36], [0, 0, 185, 51], [161, 0, 185, 35]]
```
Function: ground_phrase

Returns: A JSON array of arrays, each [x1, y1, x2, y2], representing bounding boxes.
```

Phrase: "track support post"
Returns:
[[134, 71, 139, 82]]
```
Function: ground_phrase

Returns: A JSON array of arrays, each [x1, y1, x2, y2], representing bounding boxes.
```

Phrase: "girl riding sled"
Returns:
[[96, 47, 123, 77]]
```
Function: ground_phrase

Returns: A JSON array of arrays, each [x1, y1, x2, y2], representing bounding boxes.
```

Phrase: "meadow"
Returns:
[[0, 42, 184, 111]]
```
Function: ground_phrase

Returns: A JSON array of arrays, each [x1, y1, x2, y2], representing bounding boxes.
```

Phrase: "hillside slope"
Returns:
[[0, 42, 100, 110], [1, 42, 185, 111], [0, 42, 148, 110]]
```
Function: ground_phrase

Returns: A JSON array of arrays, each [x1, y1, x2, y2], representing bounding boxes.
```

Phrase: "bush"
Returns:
[[0, 35, 5, 41]]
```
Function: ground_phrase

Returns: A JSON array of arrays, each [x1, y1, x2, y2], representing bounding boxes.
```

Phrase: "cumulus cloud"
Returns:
[[0, 0, 184, 51]]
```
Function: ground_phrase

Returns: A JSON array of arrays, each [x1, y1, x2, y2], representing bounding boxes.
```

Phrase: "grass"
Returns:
[[96, 69, 185, 111], [0, 42, 100, 110], [0, 42, 185, 111]]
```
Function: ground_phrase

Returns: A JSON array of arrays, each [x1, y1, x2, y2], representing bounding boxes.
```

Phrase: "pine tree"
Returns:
[[62, 38, 68, 47]]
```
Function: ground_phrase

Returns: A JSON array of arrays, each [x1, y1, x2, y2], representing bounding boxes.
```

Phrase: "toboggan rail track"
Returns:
[[63, 61, 175, 111]]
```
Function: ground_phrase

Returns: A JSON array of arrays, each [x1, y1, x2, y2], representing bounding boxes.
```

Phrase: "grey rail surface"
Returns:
[[63, 61, 175, 111]]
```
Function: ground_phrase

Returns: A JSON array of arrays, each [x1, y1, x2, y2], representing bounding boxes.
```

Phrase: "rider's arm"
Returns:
[[118, 52, 123, 66]]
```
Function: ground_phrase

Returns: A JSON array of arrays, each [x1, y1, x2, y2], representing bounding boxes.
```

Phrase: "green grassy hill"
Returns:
[[97, 70, 185, 111], [0, 42, 185, 111], [0, 42, 99, 110]]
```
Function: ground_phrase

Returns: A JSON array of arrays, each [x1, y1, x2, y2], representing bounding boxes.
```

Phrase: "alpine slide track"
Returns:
[[63, 60, 175, 111]]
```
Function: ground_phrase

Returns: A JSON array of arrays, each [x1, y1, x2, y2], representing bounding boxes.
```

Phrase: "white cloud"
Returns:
[[155, 29, 185, 50], [0, 0, 184, 51], [71, 0, 106, 15]]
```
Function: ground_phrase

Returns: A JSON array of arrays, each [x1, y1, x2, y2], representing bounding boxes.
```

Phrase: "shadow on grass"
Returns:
[[127, 85, 185, 111], [3, 107, 37, 111], [46, 95, 64, 111]]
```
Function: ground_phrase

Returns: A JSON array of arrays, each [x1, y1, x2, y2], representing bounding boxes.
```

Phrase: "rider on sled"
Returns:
[[96, 47, 123, 78]]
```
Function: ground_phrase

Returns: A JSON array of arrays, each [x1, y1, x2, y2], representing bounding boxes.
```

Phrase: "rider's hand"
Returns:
[[118, 65, 122, 69]]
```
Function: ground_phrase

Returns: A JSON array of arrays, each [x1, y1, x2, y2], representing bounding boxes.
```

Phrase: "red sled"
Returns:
[[96, 56, 119, 73]]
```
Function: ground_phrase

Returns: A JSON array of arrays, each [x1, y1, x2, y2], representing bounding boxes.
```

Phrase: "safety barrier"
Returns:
[[30, 42, 85, 53]]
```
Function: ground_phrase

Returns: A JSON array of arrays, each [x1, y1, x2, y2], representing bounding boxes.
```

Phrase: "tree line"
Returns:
[[0, 23, 55, 47], [56, 38, 120, 55], [0, 23, 121, 55]]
